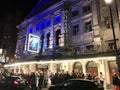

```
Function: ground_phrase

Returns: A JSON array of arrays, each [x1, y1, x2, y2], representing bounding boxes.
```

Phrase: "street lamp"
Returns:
[[104, 0, 120, 74]]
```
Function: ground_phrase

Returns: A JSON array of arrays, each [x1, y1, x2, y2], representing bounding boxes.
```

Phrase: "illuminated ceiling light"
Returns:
[[104, 0, 113, 5]]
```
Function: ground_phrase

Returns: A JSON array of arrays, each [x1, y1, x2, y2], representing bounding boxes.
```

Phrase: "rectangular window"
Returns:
[[54, 15, 61, 24], [82, 5, 91, 13], [86, 45, 94, 52], [29, 28, 33, 33], [46, 20, 51, 27], [36, 24, 40, 31], [104, 17, 111, 29], [40, 22, 45, 29], [72, 10, 78, 17], [72, 25, 79, 36], [108, 42, 115, 50], [84, 21, 92, 32]]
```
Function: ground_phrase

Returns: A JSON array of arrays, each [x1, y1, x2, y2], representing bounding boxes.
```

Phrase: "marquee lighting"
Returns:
[[4, 61, 37, 67], [4, 56, 116, 67]]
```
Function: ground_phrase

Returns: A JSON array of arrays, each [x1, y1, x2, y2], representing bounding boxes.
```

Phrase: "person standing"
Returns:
[[38, 73, 44, 90], [99, 72, 104, 86], [118, 74, 120, 90], [86, 72, 92, 80], [112, 73, 119, 90], [31, 72, 36, 90], [43, 72, 48, 88], [35, 71, 40, 90]]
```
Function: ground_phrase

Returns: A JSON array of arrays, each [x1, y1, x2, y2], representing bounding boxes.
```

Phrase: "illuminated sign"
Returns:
[[0, 49, 3, 54], [27, 34, 40, 53]]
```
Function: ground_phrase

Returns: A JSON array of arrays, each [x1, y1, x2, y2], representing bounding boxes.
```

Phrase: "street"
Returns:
[[0, 87, 114, 90], [24, 87, 114, 90]]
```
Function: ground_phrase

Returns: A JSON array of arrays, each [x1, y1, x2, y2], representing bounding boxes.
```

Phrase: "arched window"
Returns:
[[86, 61, 98, 76], [40, 34, 44, 53], [55, 29, 61, 46], [86, 61, 97, 67], [47, 33, 50, 48], [73, 62, 82, 72]]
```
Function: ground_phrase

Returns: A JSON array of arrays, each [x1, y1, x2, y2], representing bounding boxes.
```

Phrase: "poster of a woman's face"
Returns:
[[27, 34, 40, 53]]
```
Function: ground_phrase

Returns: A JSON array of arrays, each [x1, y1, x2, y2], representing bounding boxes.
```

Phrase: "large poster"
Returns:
[[27, 34, 40, 53]]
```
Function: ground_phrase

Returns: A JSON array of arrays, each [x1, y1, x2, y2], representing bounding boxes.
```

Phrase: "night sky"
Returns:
[[0, 0, 39, 51], [0, 0, 38, 19]]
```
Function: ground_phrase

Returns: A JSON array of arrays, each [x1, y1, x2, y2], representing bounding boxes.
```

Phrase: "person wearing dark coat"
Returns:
[[31, 72, 36, 90], [112, 73, 119, 90], [38, 73, 44, 90]]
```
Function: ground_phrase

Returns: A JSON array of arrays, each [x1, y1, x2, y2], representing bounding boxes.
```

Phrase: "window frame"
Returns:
[[84, 21, 92, 33]]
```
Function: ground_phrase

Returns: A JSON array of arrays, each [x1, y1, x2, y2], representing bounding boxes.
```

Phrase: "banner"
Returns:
[[27, 34, 40, 53]]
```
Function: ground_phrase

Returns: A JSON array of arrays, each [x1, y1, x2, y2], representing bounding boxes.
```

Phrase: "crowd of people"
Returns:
[[24, 70, 48, 90], [22, 70, 105, 90], [1, 69, 120, 90]]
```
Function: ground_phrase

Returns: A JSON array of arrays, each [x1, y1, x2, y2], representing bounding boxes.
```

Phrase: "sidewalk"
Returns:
[[41, 88, 114, 90], [104, 84, 114, 90], [105, 87, 114, 90], [41, 88, 47, 90]]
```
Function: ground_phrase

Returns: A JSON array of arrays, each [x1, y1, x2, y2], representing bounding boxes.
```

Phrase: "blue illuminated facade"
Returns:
[[16, 0, 71, 59], [16, 0, 120, 61]]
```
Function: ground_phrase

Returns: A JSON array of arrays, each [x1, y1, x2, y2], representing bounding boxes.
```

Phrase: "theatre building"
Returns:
[[4, 0, 120, 88]]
